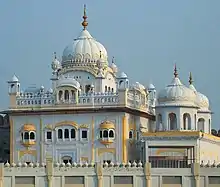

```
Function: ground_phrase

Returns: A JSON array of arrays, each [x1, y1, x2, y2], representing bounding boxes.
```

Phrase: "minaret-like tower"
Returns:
[[7, 75, 20, 107]]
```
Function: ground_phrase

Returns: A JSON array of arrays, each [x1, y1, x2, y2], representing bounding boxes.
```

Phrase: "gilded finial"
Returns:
[[189, 72, 193, 85], [174, 63, 178, 77], [81, 4, 88, 30]]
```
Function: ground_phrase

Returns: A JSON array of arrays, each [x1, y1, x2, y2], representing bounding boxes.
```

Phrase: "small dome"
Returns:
[[62, 30, 108, 63], [22, 124, 36, 131], [9, 75, 19, 82], [52, 59, 61, 70], [110, 57, 118, 73], [188, 73, 209, 110], [148, 83, 155, 90], [56, 75, 80, 90], [118, 72, 127, 79], [157, 77, 196, 105], [197, 92, 209, 109], [100, 121, 115, 129]]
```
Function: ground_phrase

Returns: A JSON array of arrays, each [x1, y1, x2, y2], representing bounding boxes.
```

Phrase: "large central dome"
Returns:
[[62, 30, 108, 62], [62, 5, 108, 64]]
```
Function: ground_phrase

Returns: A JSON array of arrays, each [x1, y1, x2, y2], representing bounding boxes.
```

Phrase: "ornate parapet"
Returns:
[[2, 160, 220, 187]]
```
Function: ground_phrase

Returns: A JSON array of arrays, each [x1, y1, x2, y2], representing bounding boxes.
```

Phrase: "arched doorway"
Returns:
[[169, 113, 177, 130], [198, 118, 205, 132], [183, 113, 191, 130]]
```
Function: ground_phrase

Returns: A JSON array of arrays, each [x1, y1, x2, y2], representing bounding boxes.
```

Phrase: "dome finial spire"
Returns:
[[189, 72, 193, 85], [112, 56, 115, 63], [81, 4, 88, 30], [174, 63, 178, 77], [54, 52, 57, 59]]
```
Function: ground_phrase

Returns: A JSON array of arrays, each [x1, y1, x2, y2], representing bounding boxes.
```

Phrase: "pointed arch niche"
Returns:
[[183, 113, 191, 130], [198, 118, 205, 132], [169, 113, 177, 130], [157, 114, 163, 131]]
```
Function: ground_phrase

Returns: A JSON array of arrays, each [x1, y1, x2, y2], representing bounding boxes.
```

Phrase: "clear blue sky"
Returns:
[[0, 0, 220, 129]]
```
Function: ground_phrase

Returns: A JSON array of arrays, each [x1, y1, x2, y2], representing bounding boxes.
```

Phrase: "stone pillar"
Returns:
[[192, 162, 200, 187], [96, 162, 103, 187], [144, 162, 151, 187], [0, 163, 4, 187], [75, 91, 78, 104], [46, 157, 53, 187]]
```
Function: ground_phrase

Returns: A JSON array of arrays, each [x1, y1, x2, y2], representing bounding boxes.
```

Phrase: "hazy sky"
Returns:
[[0, 0, 220, 129]]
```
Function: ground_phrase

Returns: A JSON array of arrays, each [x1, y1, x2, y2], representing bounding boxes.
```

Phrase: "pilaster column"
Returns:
[[75, 92, 78, 104], [46, 157, 53, 187], [144, 162, 151, 187], [95, 163, 103, 187], [192, 163, 200, 187], [195, 176, 200, 187]]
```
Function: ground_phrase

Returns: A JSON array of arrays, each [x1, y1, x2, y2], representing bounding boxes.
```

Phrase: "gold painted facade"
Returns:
[[19, 150, 37, 158], [91, 116, 95, 162], [9, 117, 14, 163], [22, 124, 36, 131], [97, 148, 116, 156], [122, 115, 128, 163]]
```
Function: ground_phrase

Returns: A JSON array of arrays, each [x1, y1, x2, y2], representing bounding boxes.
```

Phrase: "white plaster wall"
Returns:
[[3, 166, 220, 187], [63, 71, 96, 92], [99, 72, 116, 93], [11, 112, 130, 163], [199, 139, 220, 162]]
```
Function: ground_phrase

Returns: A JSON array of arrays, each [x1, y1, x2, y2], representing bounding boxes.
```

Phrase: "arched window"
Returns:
[[64, 129, 69, 139], [24, 132, 29, 140], [109, 130, 114, 138], [129, 130, 133, 139], [198, 118, 205, 132], [169, 113, 177, 130], [183, 113, 191, 130], [71, 90, 75, 99], [58, 129, 63, 139], [99, 131, 103, 138], [59, 90, 63, 100], [108, 87, 110, 92], [111, 88, 114, 92], [62, 156, 72, 164], [103, 130, 108, 138], [157, 114, 163, 130], [105, 86, 107, 92], [71, 129, 76, 139], [64, 90, 69, 100], [30, 132, 35, 140]]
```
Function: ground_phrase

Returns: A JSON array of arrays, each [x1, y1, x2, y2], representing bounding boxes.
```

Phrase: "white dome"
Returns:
[[157, 77, 197, 105], [188, 84, 209, 109], [148, 83, 155, 90], [62, 30, 108, 63], [56, 75, 80, 90], [10, 75, 19, 82], [197, 92, 209, 109], [111, 62, 118, 73], [188, 72, 210, 110], [118, 72, 127, 79], [51, 58, 61, 71]]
